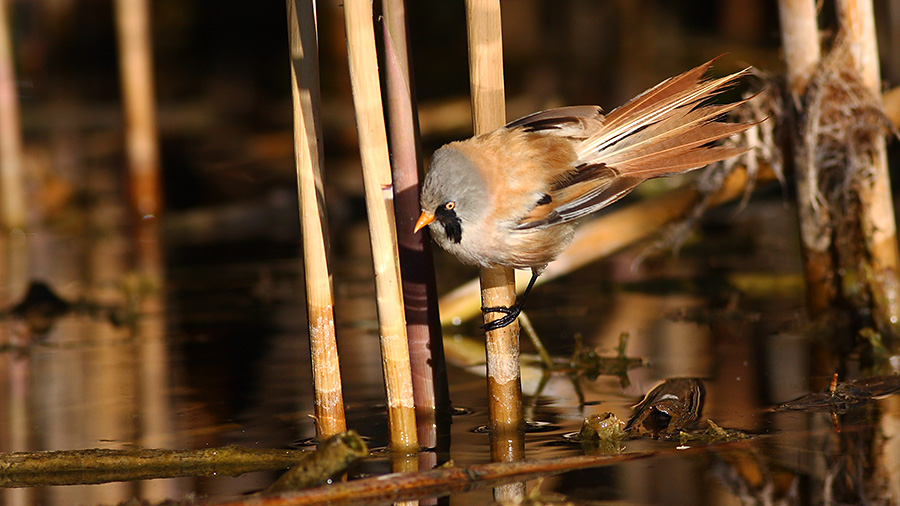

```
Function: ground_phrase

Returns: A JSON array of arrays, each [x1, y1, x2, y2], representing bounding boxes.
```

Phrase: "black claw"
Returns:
[[481, 305, 516, 315], [478, 270, 542, 332], [481, 305, 522, 330]]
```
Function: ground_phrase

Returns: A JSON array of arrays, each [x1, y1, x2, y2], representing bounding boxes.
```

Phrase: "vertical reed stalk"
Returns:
[[778, 0, 821, 97], [382, 0, 451, 461], [0, 0, 27, 299], [114, 0, 162, 222], [464, 0, 525, 500], [286, 0, 347, 439], [837, 0, 900, 345], [343, 0, 418, 453], [0, 0, 25, 234], [777, 0, 834, 320]]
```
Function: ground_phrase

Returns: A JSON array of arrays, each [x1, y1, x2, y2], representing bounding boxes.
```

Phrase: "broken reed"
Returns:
[[286, 0, 346, 439], [342, 0, 418, 453], [464, 0, 526, 501], [779, 0, 900, 354], [777, 0, 831, 318], [836, 0, 900, 341]]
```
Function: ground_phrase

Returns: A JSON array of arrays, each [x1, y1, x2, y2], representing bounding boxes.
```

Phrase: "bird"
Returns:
[[414, 59, 756, 331]]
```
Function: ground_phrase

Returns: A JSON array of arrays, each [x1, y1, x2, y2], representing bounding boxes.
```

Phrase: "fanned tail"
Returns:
[[513, 58, 758, 230], [577, 59, 754, 177]]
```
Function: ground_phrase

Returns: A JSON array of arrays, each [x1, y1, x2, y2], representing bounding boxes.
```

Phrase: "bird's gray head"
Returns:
[[419, 146, 489, 246]]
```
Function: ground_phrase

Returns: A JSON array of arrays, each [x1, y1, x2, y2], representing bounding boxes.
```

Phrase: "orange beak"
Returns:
[[413, 211, 435, 233]]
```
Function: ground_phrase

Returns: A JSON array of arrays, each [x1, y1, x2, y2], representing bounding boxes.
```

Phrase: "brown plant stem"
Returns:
[[286, 0, 346, 439], [777, 0, 836, 325], [463, 0, 525, 501], [382, 0, 451, 449], [0, 0, 25, 233], [114, 0, 163, 277], [837, 0, 900, 345], [342, 0, 418, 453], [0, 0, 27, 298], [885, 86, 900, 126], [778, 0, 821, 96]]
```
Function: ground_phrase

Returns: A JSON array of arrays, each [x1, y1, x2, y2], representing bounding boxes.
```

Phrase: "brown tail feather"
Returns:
[[522, 60, 756, 228], [579, 63, 750, 163]]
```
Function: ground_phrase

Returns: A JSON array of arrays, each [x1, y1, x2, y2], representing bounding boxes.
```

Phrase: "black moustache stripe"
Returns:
[[436, 209, 462, 244]]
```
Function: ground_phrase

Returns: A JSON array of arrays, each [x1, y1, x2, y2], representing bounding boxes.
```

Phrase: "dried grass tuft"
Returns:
[[801, 39, 894, 210], [799, 38, 896, 286]]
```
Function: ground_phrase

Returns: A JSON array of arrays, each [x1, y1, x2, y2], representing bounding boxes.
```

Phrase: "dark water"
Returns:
[[1, 196, 898, 505]]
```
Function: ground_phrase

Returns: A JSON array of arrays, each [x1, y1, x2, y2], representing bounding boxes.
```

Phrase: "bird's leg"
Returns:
[[481, 269, 539, 331]]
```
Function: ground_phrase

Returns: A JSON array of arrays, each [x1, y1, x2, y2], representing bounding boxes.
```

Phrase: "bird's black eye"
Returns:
[[444, 201, 456, 211]]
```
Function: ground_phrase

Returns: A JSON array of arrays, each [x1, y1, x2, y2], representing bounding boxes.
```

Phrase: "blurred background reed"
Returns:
[[2, 1, 900, 504]]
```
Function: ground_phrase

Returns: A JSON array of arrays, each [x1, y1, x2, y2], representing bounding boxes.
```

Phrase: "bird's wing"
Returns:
[[504, 105, 603, 139], [515, 165, 643, 229], [517, 59, 754, 229]]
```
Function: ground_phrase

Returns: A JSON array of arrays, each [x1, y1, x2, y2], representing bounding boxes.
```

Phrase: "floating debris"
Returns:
[[8, 281, 71, 335], [625, 378, 705, 439], [776, 373, 900, 414], [679, 419, 750, 445], [577, 412, 627, 455]]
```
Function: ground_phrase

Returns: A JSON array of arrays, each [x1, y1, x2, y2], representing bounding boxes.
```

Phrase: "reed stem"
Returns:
[[113, 0, 162, 223], [837, 0, 900, 345], [382, 0, 451, 448], [342, 0, 418, 453], [0, 0, 25, 233], [286, 0, 346, 440], [0, 0, 27, 298], [464, 0, 525, 500], [777, 0, 835, 321], [778, 0, 821, 96]]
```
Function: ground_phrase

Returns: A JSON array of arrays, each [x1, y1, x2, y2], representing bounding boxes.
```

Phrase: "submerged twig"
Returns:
[[776, 373, 900, 414], [0, 446, 306, 488], [212, 442, 752, 506]]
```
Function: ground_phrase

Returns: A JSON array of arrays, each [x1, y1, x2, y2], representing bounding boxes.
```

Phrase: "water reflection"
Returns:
[[1, 197, 900, 504]]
